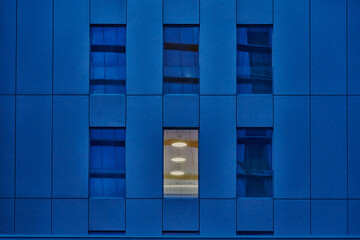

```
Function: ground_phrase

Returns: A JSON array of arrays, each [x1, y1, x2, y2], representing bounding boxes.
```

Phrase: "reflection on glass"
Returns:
[[237, 128, 273, 197], [164, 129, 198, 198], [163, 26, 199, 94], [90, 26, 126, 94], [237, 26, 272, 94], [89, 128, 125, 197]]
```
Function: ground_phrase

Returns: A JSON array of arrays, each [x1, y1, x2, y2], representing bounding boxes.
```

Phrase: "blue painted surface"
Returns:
[[274, 0, 309, 95], [126, 0, 162, 94], [0, 0, 16, 94], [348, 0, 360, 95], [164, 0, 199, 24], [163, 198, 199, 231], [53, 96, 89, 198], [90, 0, 126, 24], [311, 0, 346, 95], [200, 199, 236, 235], [89, 198, 125, 231], [237, 0, 273, 24], [349, 200, 360, 235], [311, 96, 347, 198], [237, 95, 273, 127], [17, 0, 52, 94], [52, 199, 88, 234], [163, 94, 199, 127], [311, 200, 347, 236], [200, 96, 236, 198], [348, 96, 360, 198], [90, 94, 126, 127], [200, 0, 236, 94], [0, 96, 15, 198], [15, 199, 51, 234], [0, 199, 14, 234], [126, 96, 162, 198], [237, 198, 273, 232], [274, 96, 310, 198], [54, 0, 89, 94], [16, 96, 52, 198], [126, 199, 162, 235], [274, 200, 310, 235]]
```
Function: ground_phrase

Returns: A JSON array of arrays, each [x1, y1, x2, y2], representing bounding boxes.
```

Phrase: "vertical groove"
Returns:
[[50, 0, 54, 234], [309, 0, 312, 235], [346, 0, 349, 235], [88, 0, 91, 233], [14, 0, 18, 234]]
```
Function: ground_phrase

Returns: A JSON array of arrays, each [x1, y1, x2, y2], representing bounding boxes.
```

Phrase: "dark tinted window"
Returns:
[[237, 128, 273, 197], [164, 26, 199, 94], [237, 26, 272, 94], [90, 128, 125, 197], [90, 26, 126, 94]]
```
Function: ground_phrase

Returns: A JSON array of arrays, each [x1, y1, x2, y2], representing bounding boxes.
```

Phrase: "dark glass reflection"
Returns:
[[164, 26, 199, 94], [90, 26, 126, 94], [237, 26, 272, 94], [90, 128, 125, 197], [237, 129, 273, 197]]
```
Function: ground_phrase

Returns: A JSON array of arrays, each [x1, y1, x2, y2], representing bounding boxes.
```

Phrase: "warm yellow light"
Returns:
[[171, 157, 186, 162], [171, 142, 187, 147], [170, 171, 185, 176]]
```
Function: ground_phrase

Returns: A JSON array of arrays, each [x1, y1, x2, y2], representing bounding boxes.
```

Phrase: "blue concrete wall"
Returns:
[[0, 0, 358, 238]]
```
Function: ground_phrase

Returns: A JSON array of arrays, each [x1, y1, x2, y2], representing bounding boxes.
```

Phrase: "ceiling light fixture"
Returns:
[[171, 142, 187, 147], [170, 171, 185, 176], [171, 157, 186, 162]]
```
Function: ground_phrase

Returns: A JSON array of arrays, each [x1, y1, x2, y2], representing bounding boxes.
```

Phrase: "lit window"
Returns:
[[237, 128, 273, 197], [237, 25, 272, 94], [163, 26, 199, 94], [164, 129, 198, 198], [90, 26, 126, 94], [89, 128, 125, 197]]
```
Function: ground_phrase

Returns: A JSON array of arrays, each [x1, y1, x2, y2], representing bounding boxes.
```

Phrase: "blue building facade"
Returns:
[[0, 0, 360, 238]]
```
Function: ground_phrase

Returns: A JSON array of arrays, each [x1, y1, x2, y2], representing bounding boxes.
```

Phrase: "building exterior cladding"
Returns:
[[0, 0, 360, 238]]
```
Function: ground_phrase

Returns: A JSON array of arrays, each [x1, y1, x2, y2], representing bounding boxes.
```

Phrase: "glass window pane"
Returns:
[[164, 25, 199, 94], [237, 128, 273, 197], [90, 26, 126, 94], [164, 129, 198, 198], [237, 26, 272, 94], [89, 128, 126, 198]]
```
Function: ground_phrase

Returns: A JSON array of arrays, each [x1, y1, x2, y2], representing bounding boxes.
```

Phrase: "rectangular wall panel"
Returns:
[[311, 0, 346, 95], [0, 199, 14, 234], [126, 199, 162, 235], [126, 96, 162, 198], [348, 96, 360, 198], [0, 96, 15, 198], [126, 0, 162, 94], [90, 94, 126, 127], [17, 0, 52, 94], [90, 0, 126, 24], [274, 200, 310, 235], [16, 96, 52, 198], [163, 199, 199, 231], [237, 0, 273, 24], [311, 200, 347, 236], [15, 199, 51, 234], [89, 198, 125, 231], [0, 0, 16, 94], [199, 96, 236, 198], [52, 199, 88, 234], [274, 96, 310, 198], [164, 0, 199, 24], [54, 0, 89, 94], [274, 0, 309, 95], [348, 0, 360, 95], [200, 199, 236, 235], [200, 0, 236, 94], [163, 94, 199, 127], [237, 95, 273, 127], [311, 96, 347, 198], [349, 200, 360, 235], [53, 96, 89, 198]]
